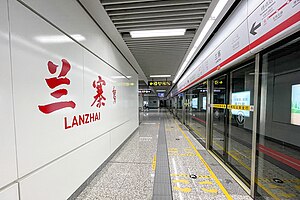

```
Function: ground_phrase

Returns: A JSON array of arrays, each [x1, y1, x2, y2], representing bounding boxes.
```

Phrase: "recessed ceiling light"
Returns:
[[130, 29, 186, 38], [150, 75, 171, 78], [156, 90, 166, 92]]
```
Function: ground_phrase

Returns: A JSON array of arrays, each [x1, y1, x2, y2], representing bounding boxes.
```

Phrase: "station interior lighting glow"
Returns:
[[35, 34, 86, 43], [149, 75, 171, 78], [130, 29, 186, 38], [173, 0, 228, 84], [156, 90, 166, 92]]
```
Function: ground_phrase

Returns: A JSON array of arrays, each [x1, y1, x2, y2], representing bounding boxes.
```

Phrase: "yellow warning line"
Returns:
[[152, 154, 156, 171], [175, 122, 233, 200], [186, 121, 280, 200]]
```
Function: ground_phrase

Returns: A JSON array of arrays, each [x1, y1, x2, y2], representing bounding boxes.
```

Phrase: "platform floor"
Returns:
[[76, 110, 252, 200]]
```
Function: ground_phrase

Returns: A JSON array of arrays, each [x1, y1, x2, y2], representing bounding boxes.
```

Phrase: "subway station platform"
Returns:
[[75, 109, 251, 200]]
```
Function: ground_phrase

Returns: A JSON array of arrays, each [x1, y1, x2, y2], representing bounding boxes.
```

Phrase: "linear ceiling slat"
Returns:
[[128, 46, 190, 50], [101, 0, 160, 6], [129, 45, 188, 50], [127, 42, 190, 47], [115, 20, 201, 29], [130, 46, 188, 51], [118, 25, 199, 32], [107, 4, 209, 16], [113, 15, 204, 25], [99, 0, 212, 81], [125, 41, 191, 45], [104, 0, 211, 11], [128, 44, 190, 47], [110, 11, 206, 21], [132, 51, 186, 55]]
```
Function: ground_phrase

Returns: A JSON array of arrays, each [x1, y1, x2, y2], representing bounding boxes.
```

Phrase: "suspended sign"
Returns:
[[138, 90, 151, 94], [148, 81, 172, 86]]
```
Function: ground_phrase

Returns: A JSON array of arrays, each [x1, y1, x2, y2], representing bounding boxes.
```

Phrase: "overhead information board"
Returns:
[[148, 81, 172, 86], [139, 90, 151, 94]]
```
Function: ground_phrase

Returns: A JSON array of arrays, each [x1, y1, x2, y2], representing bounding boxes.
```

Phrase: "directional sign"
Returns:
[[250, 22, 261, 35], [214, 80, 224, 85], [148, 81, 172, 87], [248, 0, 300, 50]]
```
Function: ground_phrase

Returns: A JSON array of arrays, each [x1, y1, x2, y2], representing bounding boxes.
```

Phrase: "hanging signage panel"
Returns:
[[148, 81, 172, 86]]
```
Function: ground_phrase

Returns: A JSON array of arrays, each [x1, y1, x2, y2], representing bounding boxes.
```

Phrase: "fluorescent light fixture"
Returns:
[[173, 0, 228, 84], [111, 75, 132, 79], [130, 29, 186, 38], [150, 75, 171, 78], [35, 34, 85, 43], [156, 90, 166, 92]]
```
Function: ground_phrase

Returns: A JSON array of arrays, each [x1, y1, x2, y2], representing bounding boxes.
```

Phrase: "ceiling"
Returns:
[[100, 0, 212, 93]]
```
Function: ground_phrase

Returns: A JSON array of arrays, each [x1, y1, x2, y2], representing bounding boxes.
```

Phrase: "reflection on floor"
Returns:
[[76, 109, 251, 200]]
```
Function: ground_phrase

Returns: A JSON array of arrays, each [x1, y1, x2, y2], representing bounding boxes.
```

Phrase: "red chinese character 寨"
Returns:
[[91, 76, 106, 108], [38, 59, 76, 114], [112, 86, 117, 104]]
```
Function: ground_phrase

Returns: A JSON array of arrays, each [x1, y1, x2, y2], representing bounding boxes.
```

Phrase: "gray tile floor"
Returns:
[[76, 110, 252, 200]]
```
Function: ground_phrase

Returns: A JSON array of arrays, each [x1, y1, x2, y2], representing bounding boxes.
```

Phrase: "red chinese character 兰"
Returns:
[[112, 86, 117, 104], [91, 76, 106, 108], [38, 59, 76, 114]]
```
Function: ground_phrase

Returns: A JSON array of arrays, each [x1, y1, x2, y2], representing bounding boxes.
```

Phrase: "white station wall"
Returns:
[[0, 0, 139, 199]]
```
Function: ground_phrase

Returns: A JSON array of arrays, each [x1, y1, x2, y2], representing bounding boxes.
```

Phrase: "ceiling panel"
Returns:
[[100, 0, 212, 93]]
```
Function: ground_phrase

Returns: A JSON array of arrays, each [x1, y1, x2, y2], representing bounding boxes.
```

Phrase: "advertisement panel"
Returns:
[[202, 97, 207, 110], [192, 98, 198, 109], [231, 91, 251, 117], [291, 84, 300, 125]]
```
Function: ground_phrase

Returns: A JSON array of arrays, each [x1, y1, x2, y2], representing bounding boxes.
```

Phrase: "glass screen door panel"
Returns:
[[186, 82, 207, 145], [256, 37, 300, 199], [228, 62, 255, 186], [210, 75, 228, 158]]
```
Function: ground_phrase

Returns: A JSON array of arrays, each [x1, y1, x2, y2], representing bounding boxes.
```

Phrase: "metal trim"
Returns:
[[250, 53, 260, 197], [206, 79, 211, 150]]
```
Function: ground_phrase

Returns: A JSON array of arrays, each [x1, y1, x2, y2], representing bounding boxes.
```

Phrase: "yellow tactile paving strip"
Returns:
[[164, 113, 252, 200], [175, 121, 232, 200]]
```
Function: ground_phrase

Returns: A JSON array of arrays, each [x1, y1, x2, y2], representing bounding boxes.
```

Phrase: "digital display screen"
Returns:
[[203, 97, 207, 110], [192, 98, 198, 109], [291, 84, 300, 126], [157, 93, 164, 98], [231, 91, 250, 117]]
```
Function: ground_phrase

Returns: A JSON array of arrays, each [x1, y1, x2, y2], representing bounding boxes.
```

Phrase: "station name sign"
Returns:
[[148, 81, 172, 86]]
